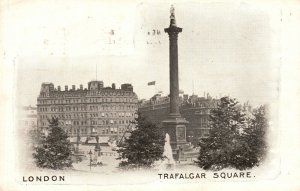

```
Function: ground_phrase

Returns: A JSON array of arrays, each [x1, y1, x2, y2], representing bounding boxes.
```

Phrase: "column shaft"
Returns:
[[169, 34, 180, 116]]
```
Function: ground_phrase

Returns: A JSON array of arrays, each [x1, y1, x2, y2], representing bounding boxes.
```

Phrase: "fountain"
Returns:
[[162, 133, 175, 169]]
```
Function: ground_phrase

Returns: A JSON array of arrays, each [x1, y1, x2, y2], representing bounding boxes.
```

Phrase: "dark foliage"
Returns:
[[196, 97, 268, 170], [117, 114, 165, 169], [241, 106, 268, 167], [33, 117, 73, 170]]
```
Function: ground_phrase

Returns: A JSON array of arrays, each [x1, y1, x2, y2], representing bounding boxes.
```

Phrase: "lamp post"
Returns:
[[76, 131, 80, 154], [95, 136, 101, 165], [88, 149, 93, 171]]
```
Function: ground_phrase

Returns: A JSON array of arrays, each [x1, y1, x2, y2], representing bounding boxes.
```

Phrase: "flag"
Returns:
[[147, 81, 156, 86]]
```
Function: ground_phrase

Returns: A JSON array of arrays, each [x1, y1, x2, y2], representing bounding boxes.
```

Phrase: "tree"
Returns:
[[117, 113, 165, 169], [33, 117, 73, 170], [196, 97, 247, 170], [197, 97, 268, 170], [241, 105, 268, 167]]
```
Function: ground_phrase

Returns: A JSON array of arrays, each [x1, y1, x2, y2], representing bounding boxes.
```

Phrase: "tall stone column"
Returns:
[[162, 6, 188, 158], [165, 20, 182, 118]]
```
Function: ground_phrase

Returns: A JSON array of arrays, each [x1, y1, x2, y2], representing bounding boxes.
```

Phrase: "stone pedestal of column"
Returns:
[[162, 117, 188, 160]]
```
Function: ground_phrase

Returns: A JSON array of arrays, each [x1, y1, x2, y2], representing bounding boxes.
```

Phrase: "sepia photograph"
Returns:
[[0, 0, 300, 191]]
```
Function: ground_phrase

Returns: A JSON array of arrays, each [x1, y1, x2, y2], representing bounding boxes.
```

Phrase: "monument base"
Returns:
[[162, 116, 189, 161]]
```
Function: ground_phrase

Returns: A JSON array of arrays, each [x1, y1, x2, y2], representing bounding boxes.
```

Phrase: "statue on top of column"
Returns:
[[170, 5, 177, 27]]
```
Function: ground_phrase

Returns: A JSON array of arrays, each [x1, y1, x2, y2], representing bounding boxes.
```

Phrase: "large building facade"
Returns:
[[138, 94, 219, 145], [37, 81, 138, 142]]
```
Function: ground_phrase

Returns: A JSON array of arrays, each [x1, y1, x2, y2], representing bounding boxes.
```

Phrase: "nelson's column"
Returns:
[[163, 6, 189, 159]]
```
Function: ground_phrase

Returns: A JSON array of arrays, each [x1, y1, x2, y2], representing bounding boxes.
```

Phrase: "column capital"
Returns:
[[164, 26, 182, 34]]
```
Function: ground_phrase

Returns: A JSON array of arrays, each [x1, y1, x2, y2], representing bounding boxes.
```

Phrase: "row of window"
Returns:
[[69, 128, 88, 134], [39, 112, 135, 119], [87, 91, 133, 97], [89, 105, 136, 111], [40, 107, 48, 112], [66, 127, 127, 135], [195, 117, 209, 123], [187, 102, 216, 108], [90, 120, 131, 125], [40, 104, 137, 112], [39, 118, 132, 126], [38, 97, 137, 105]]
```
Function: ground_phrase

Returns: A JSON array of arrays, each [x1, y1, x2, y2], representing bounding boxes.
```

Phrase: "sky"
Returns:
[[3, 0, 280, 107]]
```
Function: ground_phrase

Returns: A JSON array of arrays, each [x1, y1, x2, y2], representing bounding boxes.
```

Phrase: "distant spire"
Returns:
[[169, 5, 177, 27]]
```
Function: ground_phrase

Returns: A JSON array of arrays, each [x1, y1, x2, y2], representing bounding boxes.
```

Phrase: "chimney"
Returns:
[[72, 85, 75, 90], [65, 85, 68, 91], [112, 83, 116, 90], [58, 86, 61, 91], [49, 84, 54, 91], [80, 84, 83, 90]]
